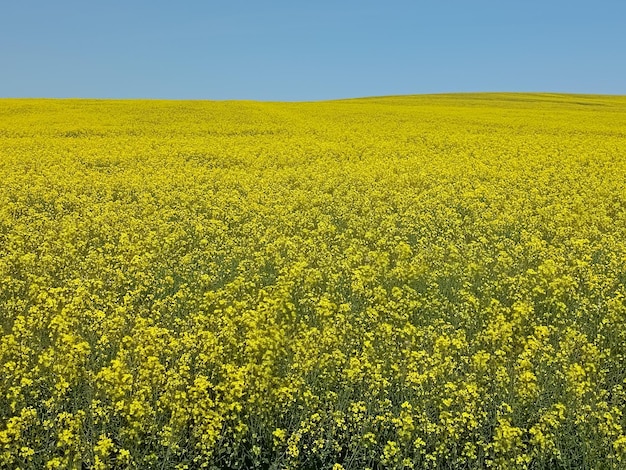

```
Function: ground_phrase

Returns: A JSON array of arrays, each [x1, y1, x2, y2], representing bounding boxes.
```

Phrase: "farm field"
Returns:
[[2, 93, 626, 469]]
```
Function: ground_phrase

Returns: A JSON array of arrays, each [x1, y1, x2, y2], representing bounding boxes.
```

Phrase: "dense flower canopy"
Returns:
[[1, 94, 626, 469]]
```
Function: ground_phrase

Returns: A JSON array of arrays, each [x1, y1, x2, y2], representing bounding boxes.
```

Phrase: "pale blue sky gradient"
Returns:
[[1, 1, 625, 100]]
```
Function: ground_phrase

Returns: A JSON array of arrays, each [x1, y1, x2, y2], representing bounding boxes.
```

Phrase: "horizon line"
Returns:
[[1, 91, 625, 103]]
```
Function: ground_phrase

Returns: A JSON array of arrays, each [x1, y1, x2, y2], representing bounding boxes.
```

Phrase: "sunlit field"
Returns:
[[2, 94, 626, 469]]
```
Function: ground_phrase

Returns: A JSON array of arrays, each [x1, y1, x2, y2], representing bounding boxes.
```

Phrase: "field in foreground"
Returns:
[[1, 93, 626, 469]]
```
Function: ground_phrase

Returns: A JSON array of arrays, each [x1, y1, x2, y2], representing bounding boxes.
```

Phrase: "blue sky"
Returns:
[[1, 1, 625, 100]]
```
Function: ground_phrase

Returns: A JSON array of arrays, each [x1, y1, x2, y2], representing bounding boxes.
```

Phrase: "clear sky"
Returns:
[[2, 0, 625, 101]]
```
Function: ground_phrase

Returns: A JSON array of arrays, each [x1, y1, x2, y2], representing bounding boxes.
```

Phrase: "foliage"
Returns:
[[1, 93, 626, 469]]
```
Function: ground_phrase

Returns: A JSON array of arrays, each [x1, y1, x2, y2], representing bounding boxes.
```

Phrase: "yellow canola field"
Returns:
[[1, 94, 626, 469]]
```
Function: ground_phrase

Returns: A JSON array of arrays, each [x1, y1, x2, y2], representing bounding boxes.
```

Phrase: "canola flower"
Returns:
[[1, 93, 626, 469]]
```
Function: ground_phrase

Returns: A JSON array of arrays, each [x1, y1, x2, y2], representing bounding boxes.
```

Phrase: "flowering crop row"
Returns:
[[1, 94, 626, 469]]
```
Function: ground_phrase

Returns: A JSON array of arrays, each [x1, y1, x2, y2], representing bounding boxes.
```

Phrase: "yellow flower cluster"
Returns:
[[1, 93, 626, 468]]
